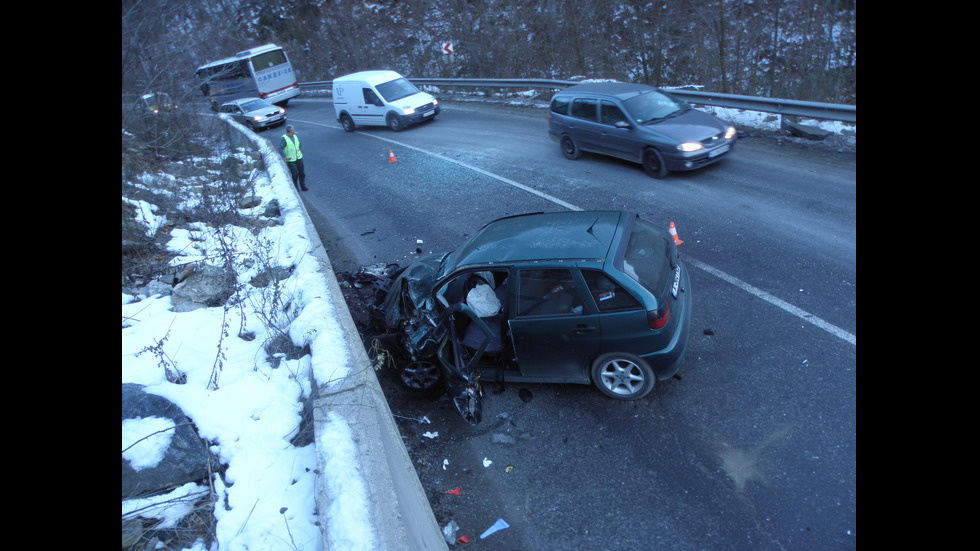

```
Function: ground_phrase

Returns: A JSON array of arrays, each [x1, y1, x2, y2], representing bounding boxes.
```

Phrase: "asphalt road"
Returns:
[[260, 96, 856, 550]]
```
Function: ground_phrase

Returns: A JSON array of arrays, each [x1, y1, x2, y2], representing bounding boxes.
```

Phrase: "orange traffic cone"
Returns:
[[388, 150, 397, 163], [668, 222, 684, 246]]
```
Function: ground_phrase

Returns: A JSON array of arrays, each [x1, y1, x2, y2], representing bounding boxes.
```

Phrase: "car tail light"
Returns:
[[648, 301, 671, 330]]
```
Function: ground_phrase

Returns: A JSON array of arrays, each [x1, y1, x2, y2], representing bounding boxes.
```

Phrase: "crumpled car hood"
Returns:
[[383, 252, 446, 328]]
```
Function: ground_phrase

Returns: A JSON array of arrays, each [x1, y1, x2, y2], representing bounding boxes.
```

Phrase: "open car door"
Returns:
[[437, 303, 494, 425]]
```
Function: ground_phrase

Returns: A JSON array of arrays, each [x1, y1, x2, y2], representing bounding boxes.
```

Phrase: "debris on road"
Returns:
[[442, 520, 459, 545], [480, 518, 510, 539]]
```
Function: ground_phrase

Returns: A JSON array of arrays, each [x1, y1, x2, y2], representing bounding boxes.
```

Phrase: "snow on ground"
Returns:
[[122, 116, 372, 551]]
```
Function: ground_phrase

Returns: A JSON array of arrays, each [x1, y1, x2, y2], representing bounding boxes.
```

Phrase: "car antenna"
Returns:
[[586, 216, 601, 240]]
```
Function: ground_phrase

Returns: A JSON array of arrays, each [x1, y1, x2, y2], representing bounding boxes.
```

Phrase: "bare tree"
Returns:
[[122, 0, 855, 106]]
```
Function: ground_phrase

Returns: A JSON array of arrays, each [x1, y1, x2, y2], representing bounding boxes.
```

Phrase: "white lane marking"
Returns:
[[682, 256, 856, 346], [297, 119, 581, 212], [298, 119, 856, 346]]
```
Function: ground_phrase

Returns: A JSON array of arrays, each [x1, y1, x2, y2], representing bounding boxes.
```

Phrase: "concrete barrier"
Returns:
[[275, 147, 448, 550]]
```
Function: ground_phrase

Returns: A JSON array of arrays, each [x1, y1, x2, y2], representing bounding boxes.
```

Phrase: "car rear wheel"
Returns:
[[561, 134, 582, 159], [591, 353, 656, 400], [642, 147, 668, 179], [340, 114, 355, 132]]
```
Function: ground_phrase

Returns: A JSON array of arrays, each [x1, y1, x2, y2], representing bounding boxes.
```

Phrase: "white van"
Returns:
[[333, 70, 440, 132]]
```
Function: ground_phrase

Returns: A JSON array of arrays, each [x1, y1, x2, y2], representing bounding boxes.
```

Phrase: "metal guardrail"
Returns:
[[298, 78, 855, 123]]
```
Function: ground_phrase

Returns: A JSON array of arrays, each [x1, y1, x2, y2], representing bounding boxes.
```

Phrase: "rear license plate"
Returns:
[[709, 144, 730, 158], [671, 267, 681, 298]]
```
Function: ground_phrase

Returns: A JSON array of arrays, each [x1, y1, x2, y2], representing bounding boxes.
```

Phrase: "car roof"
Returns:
[[222, 98, 266, 107], [558, 82, 662, 101], [445, 211, 627, 271]]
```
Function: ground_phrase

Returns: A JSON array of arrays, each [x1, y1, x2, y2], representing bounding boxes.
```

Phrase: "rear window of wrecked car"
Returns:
[[622, 217, 672, 295]]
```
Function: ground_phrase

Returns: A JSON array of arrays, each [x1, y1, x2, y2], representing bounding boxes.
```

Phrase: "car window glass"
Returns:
[[582, 270, 642, 311], [375, 78, 420, 102], [622, 90, 688, 123], [550, 96, 569, 115], [570, 98, 597, 121], [623, 217, 672, 292], [517, 269, 583, 317], [242, 100, 269, 111], [363, 88, 382, 105], [600, 100, 629, 126]]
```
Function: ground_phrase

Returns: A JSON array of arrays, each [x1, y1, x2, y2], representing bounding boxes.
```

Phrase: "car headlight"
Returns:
[[725, 125, 737, 139], [253, 115, 263, 122], [677, 142, 704, 152], [433, 99, 439, 106], [403, 107, 416, 115], [279, 108, 285, 114]]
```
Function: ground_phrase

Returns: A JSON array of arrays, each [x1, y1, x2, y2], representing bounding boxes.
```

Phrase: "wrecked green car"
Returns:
[[383, 211, 692, 424]]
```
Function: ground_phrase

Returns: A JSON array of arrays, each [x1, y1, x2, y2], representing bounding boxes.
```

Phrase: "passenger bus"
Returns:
[[195, 44, 300, 107]]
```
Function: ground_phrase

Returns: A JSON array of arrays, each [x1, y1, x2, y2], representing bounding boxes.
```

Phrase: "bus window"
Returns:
[[251, 50, 287, 70]]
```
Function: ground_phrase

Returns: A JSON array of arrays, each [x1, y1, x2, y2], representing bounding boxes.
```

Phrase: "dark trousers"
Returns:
[[287, 158, 306, 189]]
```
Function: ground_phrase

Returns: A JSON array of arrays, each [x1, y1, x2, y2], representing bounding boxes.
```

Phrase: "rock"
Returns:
[[142, 279, 173, 297], [238, 195, 262, 209], [121, 518, 144, 547], [220, 156, 244, 181], [122, 384, 212, 498], [170, 265, 235, 312], [250, 266, 292, 288], [781, 116, 832, 141], [263, 199, 281, 218]]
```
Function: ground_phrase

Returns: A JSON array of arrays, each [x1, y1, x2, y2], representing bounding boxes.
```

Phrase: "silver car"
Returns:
[[219, 98, 286, 131], [548, 83, 737, 178], [137, 92, 177, 115]]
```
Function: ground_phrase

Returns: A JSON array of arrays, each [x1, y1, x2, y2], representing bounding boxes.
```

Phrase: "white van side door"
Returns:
[[353, 87, 387, 126]]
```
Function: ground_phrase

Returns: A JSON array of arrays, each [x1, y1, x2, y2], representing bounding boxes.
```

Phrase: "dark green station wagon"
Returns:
[[383, 211, 692, 424]]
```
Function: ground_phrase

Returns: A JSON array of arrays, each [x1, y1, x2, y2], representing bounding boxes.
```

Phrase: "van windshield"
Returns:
[[622, 90, 690, 124], [376, 78, 421, 102]]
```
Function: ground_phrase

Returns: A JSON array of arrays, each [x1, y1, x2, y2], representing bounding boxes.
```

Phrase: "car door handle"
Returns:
[[572, 324, 596, 334]]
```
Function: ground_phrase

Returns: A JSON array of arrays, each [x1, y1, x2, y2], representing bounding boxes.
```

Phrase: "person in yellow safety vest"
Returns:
[[279, 125, 309, 191]]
